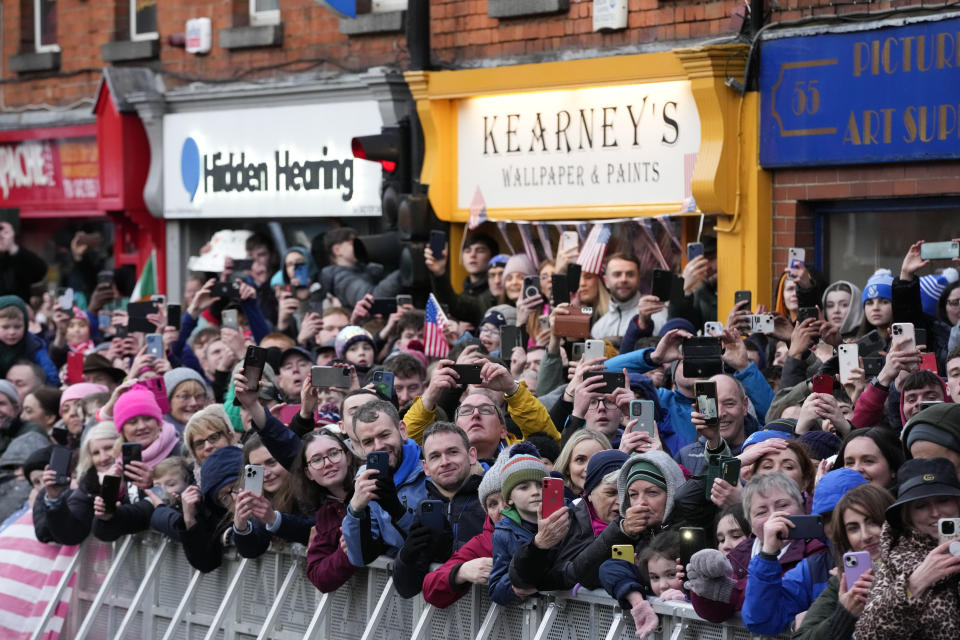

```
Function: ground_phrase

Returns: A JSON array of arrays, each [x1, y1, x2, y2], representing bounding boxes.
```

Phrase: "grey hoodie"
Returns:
[[616, 450, 686, 522], [822, 280, 864, 336]]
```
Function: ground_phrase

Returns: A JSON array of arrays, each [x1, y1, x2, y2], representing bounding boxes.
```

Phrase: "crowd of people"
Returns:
[[1, 209, 960, 638]]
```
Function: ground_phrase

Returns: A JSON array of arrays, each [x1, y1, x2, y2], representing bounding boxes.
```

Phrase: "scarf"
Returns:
[[585, 500, 607, 537], [69, 340, 95, 355], [141, 421, 181, 469]]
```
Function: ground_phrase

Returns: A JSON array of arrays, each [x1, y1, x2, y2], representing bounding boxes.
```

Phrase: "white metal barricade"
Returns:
[[31, 533, 791, 640]]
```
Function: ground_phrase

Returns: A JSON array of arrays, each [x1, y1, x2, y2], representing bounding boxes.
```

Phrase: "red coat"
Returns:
[[306, 498, 356, 593], [422, 517, 494, 609]]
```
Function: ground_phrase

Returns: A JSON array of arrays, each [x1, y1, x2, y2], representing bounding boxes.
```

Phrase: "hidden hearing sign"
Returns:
[[760, 16, 960, 167], [457, 81, 701, 211], [163, 102, 383, 218]]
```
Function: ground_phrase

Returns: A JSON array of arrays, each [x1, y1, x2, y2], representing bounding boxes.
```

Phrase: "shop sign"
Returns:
[[760, 16, 960, 167], [0, 137, 99, 204], [457, 81, 700, 210], [163, 102, 383, 218]]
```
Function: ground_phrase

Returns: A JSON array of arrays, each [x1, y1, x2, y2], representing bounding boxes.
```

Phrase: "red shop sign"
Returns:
[[0, 136, 99, 207]]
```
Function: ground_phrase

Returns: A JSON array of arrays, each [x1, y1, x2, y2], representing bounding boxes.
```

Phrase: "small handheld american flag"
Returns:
[[577, 223, 612, 275], [424, 293, 451, 358]]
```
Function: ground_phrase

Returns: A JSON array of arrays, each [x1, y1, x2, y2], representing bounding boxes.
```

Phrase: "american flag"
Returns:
[[577, 223, 612, 275], [424, 293, 451, 358]]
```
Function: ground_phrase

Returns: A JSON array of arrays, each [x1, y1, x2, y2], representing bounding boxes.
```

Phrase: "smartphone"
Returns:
[[584, 339, 605, 361], [682, 337, 723, 378], [311, 366, 353, 389], [366, 451, 390, 478], [372, 370, 395, 399], [629, 400, 655, 436], [788, 247, 806, 268], [396, 294, 413, 307], [100, 475, 122, 514], [449, 364, 483, 385], [420, 499, 446, 533], [838, 344, 858, 384], [566, 263, 582, 293], [97, 270, 114, 286], [750, 314, 775, 334], [797, 307, 819, 323], [51, 424, 69, 446], [920, 352, 938, 373], [862, 356, 884, 377], [242, 345, 266, 392], [571, 342, 585, 361], [221, 309, 239, 331], [915, 327, 927, 349], [429, 230, 446, 259], [686, 242, 704, 261], [232, 259, 253, 271], [679, 527, 706, 569], [734, 290, 752, 311], [49, 445, 72, 486], [500, 325, 523, 353], [121, 442, 142, 468], [583, 371, 626, 394], [522, 275, 541, 300], [560, 230, 579, 253], [694, 381, 719, 426], [66, 351, 85, 385], [145, 333, 163, 358], [551, 273, 570, 305], [141, 376, 171, 415], [891, 323, 915, 351], [783, 514, 825, 540], [211, 281, 239, 300], [56, 287, 74, 312], [98, 310, 112, 331], [720, 458, 741, 485], [812, 374, 834, 395], [293, 264, 309, 287], [369, 297, 399, 316], [939, 517, 960, 545], [239, 464, 263, 496], [611, 544, 634, 564], [703, 321, 723, 336], [541, 477, 564, 519], [127, 300, 160, 333], [920, 241, 960, 260], [651, 269, 674, 302], [842, 551, 872, 586], [918, 400, 943, 412], [857, 330, 885, 357], [167, 304, 181, 331]]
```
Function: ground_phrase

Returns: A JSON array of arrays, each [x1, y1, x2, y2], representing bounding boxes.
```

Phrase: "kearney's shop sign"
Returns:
[[163, 102, 384, 218], [457, 81, 700, 211]]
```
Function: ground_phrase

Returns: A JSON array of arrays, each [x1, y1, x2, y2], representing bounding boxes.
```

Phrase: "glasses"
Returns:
[[191, 432, 224, 450], [479, 326, 498, 335], [456, 404, 498, 418], [590, 398, 616, 410], [174, 392, 207, 403], [947, 298, 960, 308], [308, 448, 345, 470]]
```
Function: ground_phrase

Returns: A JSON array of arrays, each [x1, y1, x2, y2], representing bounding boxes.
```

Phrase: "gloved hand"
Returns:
[[685, 549, 736, 602], [630, 598, 659, 638], [397, 524, 434, 566], [430, 519, 454, 563], [374, 477, 405, 522]]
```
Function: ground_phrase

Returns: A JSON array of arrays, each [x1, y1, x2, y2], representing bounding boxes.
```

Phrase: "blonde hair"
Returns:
[[183, 404, 233, 458], [554, 430, 611, 492], [76, 422, 120, 478], [153, 456, 190, 485]]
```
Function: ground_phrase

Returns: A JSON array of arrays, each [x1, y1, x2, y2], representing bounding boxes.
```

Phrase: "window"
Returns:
[[372, 0, 406, 11], [250, 0, 280, 26], [131, 0, 158, 41], [34, 0, 58, 52]]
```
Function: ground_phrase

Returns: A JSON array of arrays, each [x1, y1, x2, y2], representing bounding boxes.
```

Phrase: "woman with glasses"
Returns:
[[163, 368, 212, 434], [232, 433, 314, 559], [183, 404, 237, 484], [291, 429, 360, 593]]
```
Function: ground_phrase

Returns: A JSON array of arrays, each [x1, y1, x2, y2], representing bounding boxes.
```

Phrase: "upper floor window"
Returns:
[[34, 0, 58, 52], [131, 0, 159, 41], [250, 0, 280, 26]]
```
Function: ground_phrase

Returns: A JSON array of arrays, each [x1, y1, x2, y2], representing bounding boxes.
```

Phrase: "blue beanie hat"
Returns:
[[658, 317, 695, 337], [582, 449, 629, 498], [742, 428, 794, 450], [201, 446, 243, 507], [919, 268, 958, 317], [861, 269, 893, 306], [811, 468, 868, 516]]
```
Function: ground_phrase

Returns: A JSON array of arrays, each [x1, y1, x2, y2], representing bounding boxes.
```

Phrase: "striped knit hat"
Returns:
[[499, 441, 548, 503]]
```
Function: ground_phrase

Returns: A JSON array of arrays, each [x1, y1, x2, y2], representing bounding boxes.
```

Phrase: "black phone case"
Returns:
[[122, 443, 142, 466], [429, 230, 446, 258], [50, 446, 71, 485], [651, 270, 673, 301], [584, 371, 625, 394], [566, 263, 582, 293], [167, 304, 181, 330], [785, 515, 825, 540], [551, 273, 570, 305], [450, 364, 483, 385], [101, 475, 121, 513], [420, 499, 446, 532], [366, 452, 390, 478]]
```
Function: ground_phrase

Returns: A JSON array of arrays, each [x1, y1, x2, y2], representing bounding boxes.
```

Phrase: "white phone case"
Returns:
[[891, 323, 915, 351], [560, 231, 579, 253], [704, 321, 724, 336], [244, 464, 264, 496], [584, 339, 605, 360], [838, 344, 858, 384], [788, 247, 805, 267]]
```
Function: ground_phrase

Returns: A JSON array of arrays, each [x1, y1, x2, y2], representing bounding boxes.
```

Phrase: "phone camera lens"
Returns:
[[944, 521, 956, 535], [845, 556, 856, 566]]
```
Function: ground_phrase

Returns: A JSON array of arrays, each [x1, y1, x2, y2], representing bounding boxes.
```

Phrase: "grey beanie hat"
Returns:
[[0, 431, 51, 470], [0, 380, 18, 405], [163, 368, 211, 400], [616, 450, 686, 523], [478, 445, 514, 505]]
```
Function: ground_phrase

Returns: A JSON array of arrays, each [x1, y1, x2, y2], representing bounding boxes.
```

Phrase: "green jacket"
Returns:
[[791, 574, 857, 640]]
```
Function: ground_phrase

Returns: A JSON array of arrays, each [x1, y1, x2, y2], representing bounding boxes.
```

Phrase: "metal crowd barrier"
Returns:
[[31, 533, 790, 640]]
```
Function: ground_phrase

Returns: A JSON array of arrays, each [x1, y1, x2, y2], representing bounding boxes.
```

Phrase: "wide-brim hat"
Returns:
[[83, 353, 126, 384], [886, 457, 960, 524]]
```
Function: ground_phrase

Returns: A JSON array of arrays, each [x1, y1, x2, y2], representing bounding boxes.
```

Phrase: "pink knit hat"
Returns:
[[113, 388, 163, 433], [59, 383, 109, 412]]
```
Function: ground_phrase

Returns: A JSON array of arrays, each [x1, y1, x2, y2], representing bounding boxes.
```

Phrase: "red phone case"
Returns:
[[812, 374, 833, 395], [920, 353, 938, 373], [67, 351, 85, 384], [541, 478, 564, 519]]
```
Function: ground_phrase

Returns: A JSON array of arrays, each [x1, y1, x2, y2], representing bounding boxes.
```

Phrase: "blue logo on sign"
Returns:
[[316, 0, 358, 19], [181, 137, 201, 202]]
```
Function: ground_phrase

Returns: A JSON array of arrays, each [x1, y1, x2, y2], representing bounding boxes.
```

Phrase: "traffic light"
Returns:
[[351, 120, 412, 222]]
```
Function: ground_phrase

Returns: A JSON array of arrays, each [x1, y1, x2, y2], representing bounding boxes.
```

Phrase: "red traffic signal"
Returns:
[[351, 126, 402, 173]]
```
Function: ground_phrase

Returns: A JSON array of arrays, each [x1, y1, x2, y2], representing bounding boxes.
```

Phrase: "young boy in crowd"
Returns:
[[489, 442, 548, 605], [334, 326, 377, 375], [0, 296, 58, 386]]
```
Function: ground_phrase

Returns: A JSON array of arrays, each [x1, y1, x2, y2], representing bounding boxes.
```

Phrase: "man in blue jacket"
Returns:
[[741, 468, 868, 635], [605, 328, 774, 455], [342, 398, 427, 566]]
